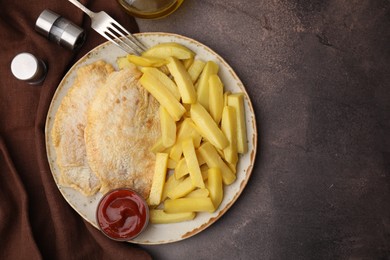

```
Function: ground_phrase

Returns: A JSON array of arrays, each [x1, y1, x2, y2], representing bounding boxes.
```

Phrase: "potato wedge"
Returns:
[[150, 209, 195, 224], [190, 102, 228, 150], [166, 57, 197, 104], [127, 54, 167, 67], [185, 188, 210, 198], [182, 138, 205, 188], [188, 59, 206, 83], [164, 197, 215, 213], [142, 42, 195, 60], [162, 173, 183, 201], [196, 61, 219, 110], [169, 118, 202, 161], [148, 153, 169, 205], [208, 74, 224, 124], [159, 106, 176, 147], [167, 176, 195, 199], [221, 106, 238, 165], [174, 158, 189, 179], [140, 71, 186, 121], [183, 57, 194, 69], [141, 67, 180, 100], [227, 93, 248, 153], [198, 142, 236, 185], [207, 168, 223, 208]]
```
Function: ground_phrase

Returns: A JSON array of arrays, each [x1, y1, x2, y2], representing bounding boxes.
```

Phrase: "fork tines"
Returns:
[[104, 21, 147, 55]]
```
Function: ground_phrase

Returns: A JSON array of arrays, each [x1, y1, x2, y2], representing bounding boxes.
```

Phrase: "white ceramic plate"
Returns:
[[45, 32, 257, 244]]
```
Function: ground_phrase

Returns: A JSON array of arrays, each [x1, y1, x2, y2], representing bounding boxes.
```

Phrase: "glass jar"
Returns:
[[118, 0, 184, 19]]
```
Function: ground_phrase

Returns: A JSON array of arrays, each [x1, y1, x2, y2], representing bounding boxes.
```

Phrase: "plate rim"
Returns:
[[45, 32, 258, 244]]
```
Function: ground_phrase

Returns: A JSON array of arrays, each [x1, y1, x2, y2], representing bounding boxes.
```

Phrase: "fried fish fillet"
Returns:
[[85, 67, 161, 198], [51, 61, 114, 196]]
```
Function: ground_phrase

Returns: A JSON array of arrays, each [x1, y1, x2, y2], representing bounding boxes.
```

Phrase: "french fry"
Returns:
[[148, 153, 169, 205], [182, 138, 205, 188], [167, 159, 177, 169], [167, 176, 195, 199], [190, 102, 228, 150], [169, 118, 202, 161], [162, 173, 183, 201], [183, 57, 194, 69], [188, 59, 206, 83], [159, 106, 176, 147], [185, 188, 210, 198], [221, 106, 238, 165], [166, 57, 197, 104], [227, 93, 248, 153], [196, 61, 219, 111], [141, 67, 180, 100], [140, 71, 186, 121], [198, 142, 236, 185], [150, 209, 195, 224], [207, 168, 223, 208], [142, 42, 195, 60], [208, 74, 224, 124], [127, 54, 167, 67], [164, 197, 215, 213], [174, 158, 189, 179]]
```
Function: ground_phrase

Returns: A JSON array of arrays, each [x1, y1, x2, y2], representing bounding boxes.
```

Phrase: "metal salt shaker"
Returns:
[[10, 52, 47, 85]]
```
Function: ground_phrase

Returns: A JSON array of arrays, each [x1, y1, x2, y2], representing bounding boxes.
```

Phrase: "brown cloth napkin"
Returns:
[[0, 1, 151, 259]]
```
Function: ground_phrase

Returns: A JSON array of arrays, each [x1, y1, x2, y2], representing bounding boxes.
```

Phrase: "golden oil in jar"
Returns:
[[118, 0, 184, 19]]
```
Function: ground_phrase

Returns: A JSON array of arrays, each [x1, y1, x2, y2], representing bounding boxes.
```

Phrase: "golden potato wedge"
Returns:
[[162, 173, 183, 201], [207, 168, 223, 208], [188, 59, 206, 83], [166, 57, 197, 104], [148, 153, 169, 205], [150, 209, 195, 224], [127, 54, 167, 67], [227, 93, 248, 153], [208, 74, 224, 124], [159, 106, 176, 147], [142, 42, 195, 60], [221, 106, 238, 165], [198, 142, 236, 185], [190, 102, 228, 150], [185, 188, 210, 198], [196, 61, 219, 110], [174, 157, 189, 179], [182, 138, 205, 188], [141, 67, 180, 100], [183, 57, 194, 69], [140, 71, 186, 121], [167, 176, 196, 199], [164, 197, 215, 213]]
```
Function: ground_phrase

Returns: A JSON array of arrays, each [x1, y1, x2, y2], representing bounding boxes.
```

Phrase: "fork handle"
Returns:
[[68, 0, 95, 18]]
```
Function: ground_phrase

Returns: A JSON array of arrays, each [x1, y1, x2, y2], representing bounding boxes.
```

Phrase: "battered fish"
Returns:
[[85, 67, 160, 198], [51, 61, 114, 196]]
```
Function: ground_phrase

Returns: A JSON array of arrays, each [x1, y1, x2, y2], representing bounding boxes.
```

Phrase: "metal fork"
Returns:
[[68, 0, 147, 55]]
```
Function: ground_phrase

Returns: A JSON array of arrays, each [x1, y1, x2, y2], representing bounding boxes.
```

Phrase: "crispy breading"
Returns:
[[84, 67, 161, 198], [52, 61, 114, 196]]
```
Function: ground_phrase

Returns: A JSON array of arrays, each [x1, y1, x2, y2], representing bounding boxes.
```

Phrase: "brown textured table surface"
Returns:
[[138, 0, 390, 259]]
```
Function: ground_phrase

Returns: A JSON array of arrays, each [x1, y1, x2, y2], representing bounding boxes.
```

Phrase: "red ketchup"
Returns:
[[96, 189, 149, 241]]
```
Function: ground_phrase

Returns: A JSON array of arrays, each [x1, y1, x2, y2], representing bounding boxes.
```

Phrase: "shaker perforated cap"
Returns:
[[35, 9, 86, 50], [10, 52, 47, 85]]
